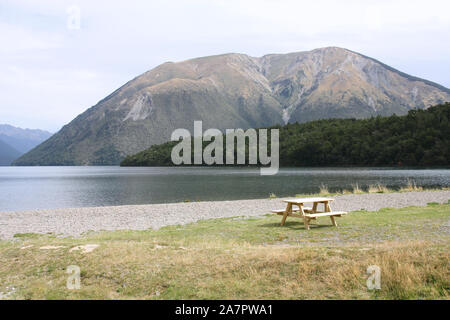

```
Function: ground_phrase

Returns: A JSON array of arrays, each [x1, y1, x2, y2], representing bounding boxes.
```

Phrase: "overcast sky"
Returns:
[[1, 0, 449, 132]]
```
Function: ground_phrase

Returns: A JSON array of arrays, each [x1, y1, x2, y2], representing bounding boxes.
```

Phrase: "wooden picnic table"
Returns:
[[272, 197, 347, 230]]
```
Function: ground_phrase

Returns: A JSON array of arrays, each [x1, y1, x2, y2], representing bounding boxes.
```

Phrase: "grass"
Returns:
[[294, 184, 449, 198], [401, 179, 424, 192], [319, 184, 329, 195], [351, 183, 365, 194], [0, 203, 449, 300], [367, 184, 390, 194]]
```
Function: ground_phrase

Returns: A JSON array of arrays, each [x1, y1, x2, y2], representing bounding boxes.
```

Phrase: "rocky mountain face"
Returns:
[[13, 47, 450, 165]]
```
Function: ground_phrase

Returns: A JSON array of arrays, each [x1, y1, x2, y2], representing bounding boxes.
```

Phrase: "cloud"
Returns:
[[0, 0, 449, 131]]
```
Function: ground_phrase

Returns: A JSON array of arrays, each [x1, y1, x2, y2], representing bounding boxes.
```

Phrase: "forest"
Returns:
[[121, 102, 450, 167]]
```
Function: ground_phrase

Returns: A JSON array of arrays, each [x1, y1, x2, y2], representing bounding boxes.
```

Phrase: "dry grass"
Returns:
[[351, 183, 365, 194], [1, 241, 447, 300], [399, 180, 424, 192], [319, 184, 330, 195], [367, 184, 391, 194], [0, 203, 449, 300], [293, 182, 448, 198]]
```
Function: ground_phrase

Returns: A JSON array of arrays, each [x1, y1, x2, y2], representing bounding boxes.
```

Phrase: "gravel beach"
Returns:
[[0, 191, 449, 240]]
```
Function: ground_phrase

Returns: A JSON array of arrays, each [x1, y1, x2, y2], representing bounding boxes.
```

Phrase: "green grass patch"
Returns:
[[13, 233, 46, 239]]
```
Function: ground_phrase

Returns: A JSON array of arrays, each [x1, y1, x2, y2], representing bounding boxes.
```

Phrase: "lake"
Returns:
[[0, 166, 449, 212]]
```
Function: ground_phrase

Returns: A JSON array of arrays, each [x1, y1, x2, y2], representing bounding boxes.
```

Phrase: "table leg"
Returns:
[[325, 201, 337, 226], [330, 216, 337, 227], [281, 203, 292, 226], [303, 217, 310, 230]]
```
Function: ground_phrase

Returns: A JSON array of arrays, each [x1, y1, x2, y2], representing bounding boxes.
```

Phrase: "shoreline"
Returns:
[[1, 190, 449, 240]]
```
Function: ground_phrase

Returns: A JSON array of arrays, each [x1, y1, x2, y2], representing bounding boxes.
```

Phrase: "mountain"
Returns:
[[0, 139, 21, 166], [13, 47, 450, 166], [0, 124, 52, 154]]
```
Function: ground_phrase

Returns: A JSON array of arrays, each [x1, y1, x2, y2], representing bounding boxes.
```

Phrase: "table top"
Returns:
[[282, 197, 335, 204]]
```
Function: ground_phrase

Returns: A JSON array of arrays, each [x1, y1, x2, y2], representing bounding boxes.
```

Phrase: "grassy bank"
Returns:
[[0, 203, 449, 300], [285, 183, 450, 199]]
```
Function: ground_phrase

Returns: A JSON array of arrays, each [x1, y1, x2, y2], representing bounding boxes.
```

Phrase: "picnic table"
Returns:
[[272, 197, 347, 230]]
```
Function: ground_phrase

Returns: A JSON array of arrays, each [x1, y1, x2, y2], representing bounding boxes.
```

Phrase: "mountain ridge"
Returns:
[[0, 139, 21, 166], [0, 124, 52, 155], [345, 49, 450, 94], [13, 47, 450, 166]]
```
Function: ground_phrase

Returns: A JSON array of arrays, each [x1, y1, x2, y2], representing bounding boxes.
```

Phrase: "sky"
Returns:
[[1, 0, 449, 132]]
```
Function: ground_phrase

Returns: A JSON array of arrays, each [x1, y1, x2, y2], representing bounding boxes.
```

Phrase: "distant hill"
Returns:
[[0, 139, 21, 166], [0, 124, 52, 154], [13, 47, 450, 166], [121, 103, 450, 167]]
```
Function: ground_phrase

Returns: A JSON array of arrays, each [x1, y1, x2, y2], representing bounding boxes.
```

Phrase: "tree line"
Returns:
[[121, 102, 450, 167]]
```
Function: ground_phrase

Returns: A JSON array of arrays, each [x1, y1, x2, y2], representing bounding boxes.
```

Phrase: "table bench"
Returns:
[[272, 197, 347, 230]]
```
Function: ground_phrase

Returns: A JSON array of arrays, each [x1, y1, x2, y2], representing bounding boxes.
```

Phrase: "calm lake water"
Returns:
[[0, 166, 449, 212]]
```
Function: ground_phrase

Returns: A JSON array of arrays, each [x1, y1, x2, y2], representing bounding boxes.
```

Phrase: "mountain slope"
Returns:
[[13, 47, 450, 165], [0, 124, 52, 154], [0, 139, 21, 166], [260, 47, 449, 122]]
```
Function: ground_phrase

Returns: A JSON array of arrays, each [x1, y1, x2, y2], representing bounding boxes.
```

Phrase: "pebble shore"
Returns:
[[0, 191, 449, 240]]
